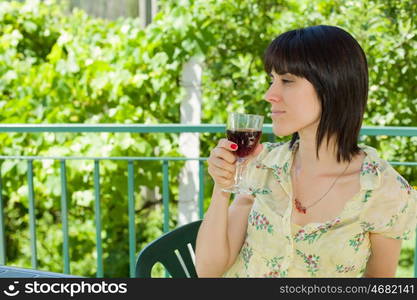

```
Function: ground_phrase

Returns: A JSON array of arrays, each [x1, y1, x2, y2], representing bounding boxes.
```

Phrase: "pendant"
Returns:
[[294, 198, 307, 214]]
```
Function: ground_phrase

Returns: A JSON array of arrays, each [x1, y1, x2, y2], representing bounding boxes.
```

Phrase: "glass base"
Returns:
[[221, 185, 251, 195]]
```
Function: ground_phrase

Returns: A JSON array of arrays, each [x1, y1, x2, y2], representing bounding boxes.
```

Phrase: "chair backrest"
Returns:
[[135, 220, 202, 278]]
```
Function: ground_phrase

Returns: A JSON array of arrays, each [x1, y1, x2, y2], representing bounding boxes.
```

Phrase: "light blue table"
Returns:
[[0, 265, 82, 278]]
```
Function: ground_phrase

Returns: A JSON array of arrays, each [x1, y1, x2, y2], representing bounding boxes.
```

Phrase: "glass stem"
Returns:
[[234, 157, 246, 188]]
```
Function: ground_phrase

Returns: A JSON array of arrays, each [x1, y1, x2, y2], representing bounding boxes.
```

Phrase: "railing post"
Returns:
[[162, 159, 170, 278], [162, 160, 170, 233], [60, 160, 70, 274], [94, 160, 104, 278], [127, 161, 136, 278], [198, 160, 205, 219], [27, 160, 38, 269], [0, 162, 6, 265]]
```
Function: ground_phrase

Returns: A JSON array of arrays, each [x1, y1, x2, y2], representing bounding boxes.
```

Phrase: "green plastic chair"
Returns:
[[135, 220, 202, 278]]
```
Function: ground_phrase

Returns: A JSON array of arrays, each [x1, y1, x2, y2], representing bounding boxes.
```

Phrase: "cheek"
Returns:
[[292, 88, 321, 122], [309, 97, 322, 121], [271, 93, 321, 136], [294, 100, 321, 122]]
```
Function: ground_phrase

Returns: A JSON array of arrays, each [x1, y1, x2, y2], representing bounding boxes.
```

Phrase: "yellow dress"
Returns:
[[222, 140, 417, 277]]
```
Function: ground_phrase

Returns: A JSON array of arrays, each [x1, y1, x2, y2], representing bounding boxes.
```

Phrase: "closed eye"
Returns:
[[267, 73, 294, 85], [268, 79, 293, 85]]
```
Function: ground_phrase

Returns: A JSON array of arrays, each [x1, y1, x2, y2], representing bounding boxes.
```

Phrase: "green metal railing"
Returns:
[[0, 124, 416, 278]]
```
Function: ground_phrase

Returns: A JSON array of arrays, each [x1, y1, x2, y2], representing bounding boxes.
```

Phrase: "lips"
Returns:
[[271, 110, 286, 116]]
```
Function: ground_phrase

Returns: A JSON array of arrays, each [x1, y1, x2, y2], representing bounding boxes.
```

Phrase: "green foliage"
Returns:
[[0, 0, 416, 277]]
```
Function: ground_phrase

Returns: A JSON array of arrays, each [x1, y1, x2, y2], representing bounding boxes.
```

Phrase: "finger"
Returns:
[[213, 167, 234, 179], [218, 138, 238, 152], [209, 156, 236, 173], [207, 165, 233, 185], [211, 147, 236, 164]]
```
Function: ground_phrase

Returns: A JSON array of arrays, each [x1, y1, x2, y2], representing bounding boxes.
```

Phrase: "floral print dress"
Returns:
[[222, 140, 417, 278]]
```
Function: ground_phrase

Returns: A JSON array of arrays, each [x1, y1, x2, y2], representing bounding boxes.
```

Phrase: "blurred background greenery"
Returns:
[[0, 0, 416, 277]]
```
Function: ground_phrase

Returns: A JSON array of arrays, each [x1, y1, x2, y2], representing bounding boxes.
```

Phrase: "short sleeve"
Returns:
[[363, 175, 417, 240]]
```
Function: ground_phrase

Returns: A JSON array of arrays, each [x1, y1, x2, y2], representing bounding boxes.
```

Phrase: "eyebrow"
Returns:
[[269, 72, 292, 78]]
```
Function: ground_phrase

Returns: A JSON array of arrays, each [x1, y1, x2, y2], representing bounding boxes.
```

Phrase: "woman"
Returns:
[[195, 25, 417, 278]]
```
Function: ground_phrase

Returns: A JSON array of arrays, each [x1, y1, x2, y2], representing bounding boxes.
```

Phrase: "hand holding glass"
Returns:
[[221, 112, 264, 194]]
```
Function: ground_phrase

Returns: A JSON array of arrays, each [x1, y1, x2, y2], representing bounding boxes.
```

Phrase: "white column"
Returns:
[[178, 56, 204, 225], [139, 0, 158, 28], [139, 0, 148, 28], [151, 0, 158, 18]]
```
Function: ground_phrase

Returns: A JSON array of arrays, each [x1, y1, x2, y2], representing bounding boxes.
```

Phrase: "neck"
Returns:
[[293, 132, 349, 177]]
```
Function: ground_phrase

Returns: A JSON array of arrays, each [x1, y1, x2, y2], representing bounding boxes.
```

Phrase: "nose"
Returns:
[[264, 85, 282, 104]]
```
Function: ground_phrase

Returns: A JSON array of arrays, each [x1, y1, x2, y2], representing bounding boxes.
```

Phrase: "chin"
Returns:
[[272, 123, 295, 137]]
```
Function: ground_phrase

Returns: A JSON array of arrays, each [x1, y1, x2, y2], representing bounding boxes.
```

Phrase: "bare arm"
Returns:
[[195, 186, 254, 277], [195, 139, 263, 277], [363, 233, 402, 277]]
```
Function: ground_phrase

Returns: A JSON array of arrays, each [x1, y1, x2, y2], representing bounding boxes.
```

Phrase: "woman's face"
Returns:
[[264, 70, 321, 137]]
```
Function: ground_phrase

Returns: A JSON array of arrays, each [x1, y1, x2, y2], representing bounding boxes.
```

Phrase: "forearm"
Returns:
[[195, 185, 232, 277]]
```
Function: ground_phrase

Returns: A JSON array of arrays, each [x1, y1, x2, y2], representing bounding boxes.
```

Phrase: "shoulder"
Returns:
[[362, 144, 413, 195], [359, 145, 417, 239], [359, 144, 405, 192], [374, 164, 415, 213]]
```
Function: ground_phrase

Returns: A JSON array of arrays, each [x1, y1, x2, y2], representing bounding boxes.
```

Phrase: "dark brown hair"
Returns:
[[264, 25, 368, 163]]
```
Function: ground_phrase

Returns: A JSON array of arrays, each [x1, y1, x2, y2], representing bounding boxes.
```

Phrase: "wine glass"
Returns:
[[221, 112, 264, 194]]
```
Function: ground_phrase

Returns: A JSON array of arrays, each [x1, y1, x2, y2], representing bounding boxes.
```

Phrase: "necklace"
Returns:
[[292, 155, 351, 214]]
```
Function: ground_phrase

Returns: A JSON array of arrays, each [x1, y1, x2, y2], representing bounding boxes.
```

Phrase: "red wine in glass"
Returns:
[[226, 129, 262, 158], [222, 112, 264, 194]]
